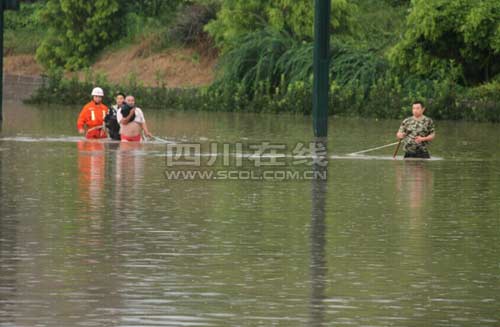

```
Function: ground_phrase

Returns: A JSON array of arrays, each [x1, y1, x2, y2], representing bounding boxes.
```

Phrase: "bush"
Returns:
[[458, 82, 500, 122], [27, 67, 500, 123], [4, 1, 45, 55], [205, 0, 356, 50], [168, 3, 218, 46], [390, 0, 500, 85], [28, 69, 200, 111], [36, 0, 125, 71]]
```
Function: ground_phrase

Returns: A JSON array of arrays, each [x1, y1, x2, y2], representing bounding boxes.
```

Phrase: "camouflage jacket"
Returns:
[[398, 116, 435, 153]]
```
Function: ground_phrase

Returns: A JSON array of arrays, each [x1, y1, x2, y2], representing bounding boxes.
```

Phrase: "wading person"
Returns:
[[396, 101, 435, 159], [117, 95, 153, 142], [105, 92, 125, 141], [77, 87, 108, 139]]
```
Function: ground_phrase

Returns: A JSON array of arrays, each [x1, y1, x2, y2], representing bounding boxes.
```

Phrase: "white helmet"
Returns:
[[91, 87, 104, 97]]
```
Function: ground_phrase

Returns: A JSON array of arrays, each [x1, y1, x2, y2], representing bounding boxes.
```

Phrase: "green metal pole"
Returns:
[[313, 0, 331, 138]]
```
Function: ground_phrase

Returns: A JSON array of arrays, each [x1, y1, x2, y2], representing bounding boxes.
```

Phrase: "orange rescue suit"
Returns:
[[77, 101, 108, 139]]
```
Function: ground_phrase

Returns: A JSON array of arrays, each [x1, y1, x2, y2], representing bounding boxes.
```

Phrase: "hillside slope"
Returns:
[[4, 44, 216, 88]]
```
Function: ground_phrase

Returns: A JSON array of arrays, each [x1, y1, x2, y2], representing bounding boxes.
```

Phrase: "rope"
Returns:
[[152, 136, 171, 143], [85, 124, 105, 138], [348, 141, 400, 156]]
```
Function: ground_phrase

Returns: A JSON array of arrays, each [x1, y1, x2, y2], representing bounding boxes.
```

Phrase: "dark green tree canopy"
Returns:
[[36, 0, 125, 70], [390, 0, 500, 85], [34, 0, 189, 70], [205, 0, 356, 50]]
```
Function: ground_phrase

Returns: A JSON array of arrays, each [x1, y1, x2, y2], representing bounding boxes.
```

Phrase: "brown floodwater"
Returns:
[[0, 101, 499, 326]]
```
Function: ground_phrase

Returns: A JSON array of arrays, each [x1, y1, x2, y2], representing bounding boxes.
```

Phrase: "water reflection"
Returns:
[[309, 143, 328, 327], [395, 161, 434, 221], [77, 140, 106, 217], [114, 142, 145, 212], [74, 141, 151, 326], [77, 140, 146, 215]]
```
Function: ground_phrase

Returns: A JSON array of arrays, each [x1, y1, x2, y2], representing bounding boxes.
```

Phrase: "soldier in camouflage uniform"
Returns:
[[396, 101, 435, 158]]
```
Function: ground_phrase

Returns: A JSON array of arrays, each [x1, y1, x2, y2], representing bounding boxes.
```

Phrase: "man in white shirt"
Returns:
[[117, 95, 153, 142]]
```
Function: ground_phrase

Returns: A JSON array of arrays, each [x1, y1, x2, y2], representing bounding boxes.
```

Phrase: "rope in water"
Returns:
[[85, 124, 105, 137], [84, 127, 171, 144], [152, 136, 171, 143], [348, 141, 400, 156]]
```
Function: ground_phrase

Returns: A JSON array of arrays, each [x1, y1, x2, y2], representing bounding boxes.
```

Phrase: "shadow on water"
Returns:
[[309, 141, 329, 327]]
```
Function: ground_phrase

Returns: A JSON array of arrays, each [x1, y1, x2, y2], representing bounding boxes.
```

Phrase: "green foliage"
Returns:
[[168, 3, 218, 46], [119, 0, 185, 41], [214, 29, 296, 95], [20, 0, 500, 122], [124, 0, 183, 17], [196, 26, 500, 120], [102, 1, 207, 54], [267, 0, 354, 39], [390, 0, 500, 85], [205, 0, 356, 50], [214, 29, 388, 106], [36, 0, 125, 70], [384, 0, 410, 6], [3, 1, 43, 30], [459, 81, 500, 122], [27, 68, 200, 111], [350, 0, 407, 51], [28, 66, 500, 122], [331, 40, 389, 94], [4, 1, 45, 55]]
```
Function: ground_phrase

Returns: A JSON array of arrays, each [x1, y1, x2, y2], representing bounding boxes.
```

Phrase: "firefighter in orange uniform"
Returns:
[[77, 87, 108, 139]]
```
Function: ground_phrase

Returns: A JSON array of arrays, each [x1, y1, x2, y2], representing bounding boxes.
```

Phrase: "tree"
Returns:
[[205, 0, 356, 50], [390, 0, 500, 85], [36, 0, 124, 70]]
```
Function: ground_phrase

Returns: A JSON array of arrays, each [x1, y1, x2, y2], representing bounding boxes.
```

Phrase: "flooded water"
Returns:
[[1, 101, 499, 326]]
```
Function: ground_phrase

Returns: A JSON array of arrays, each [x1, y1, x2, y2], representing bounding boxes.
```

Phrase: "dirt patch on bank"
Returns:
[[3, 44, 217, 88], [89, 45, 216, 87], [3, 55, 43, 76]]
